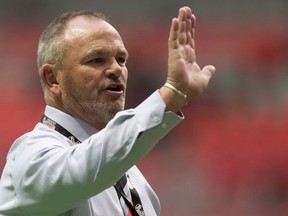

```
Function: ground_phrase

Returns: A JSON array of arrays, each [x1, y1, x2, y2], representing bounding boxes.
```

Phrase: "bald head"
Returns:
[[37, 10, 108, 70]]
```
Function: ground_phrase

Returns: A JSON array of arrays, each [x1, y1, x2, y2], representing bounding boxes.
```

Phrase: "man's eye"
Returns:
[[89, 58, 103, 63], [116, 57, 126, 64]]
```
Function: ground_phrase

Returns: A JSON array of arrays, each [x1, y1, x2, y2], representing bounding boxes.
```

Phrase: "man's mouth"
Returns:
[[105, 83, 125, 94]]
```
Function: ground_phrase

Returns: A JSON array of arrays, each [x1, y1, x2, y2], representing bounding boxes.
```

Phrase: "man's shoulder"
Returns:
[[7, 123, 70, 159]]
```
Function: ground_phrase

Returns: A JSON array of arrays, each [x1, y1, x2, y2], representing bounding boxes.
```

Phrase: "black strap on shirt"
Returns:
[[114, 174, 145, 216], [41, 115, 81, 144], [40, 114, 145, 216]]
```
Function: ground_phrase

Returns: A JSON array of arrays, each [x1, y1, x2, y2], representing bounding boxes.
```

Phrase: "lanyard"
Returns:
[[41, 115, 81, 144], [114, 173, 145, 216], [40, 114, 145, 216]]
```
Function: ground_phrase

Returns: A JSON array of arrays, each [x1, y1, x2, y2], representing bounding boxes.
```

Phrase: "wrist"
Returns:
[[159, 84, 188, 112], [164, 83, 187, 100]]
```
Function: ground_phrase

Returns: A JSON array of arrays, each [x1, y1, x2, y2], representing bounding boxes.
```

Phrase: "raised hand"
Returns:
[[160, 6, 215, 112]]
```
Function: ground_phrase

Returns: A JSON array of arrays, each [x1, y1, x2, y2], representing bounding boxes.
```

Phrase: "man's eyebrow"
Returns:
[[86, 49, 129, 57], [86, 49, 106, 56], [118, 50, 129, 58]]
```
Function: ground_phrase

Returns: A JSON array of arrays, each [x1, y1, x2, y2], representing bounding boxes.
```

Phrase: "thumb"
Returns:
[[202, 65, 216, 79]]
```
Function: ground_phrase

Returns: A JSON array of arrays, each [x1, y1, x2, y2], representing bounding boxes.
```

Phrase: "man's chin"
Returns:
[[109, 98, 125, 111], [99, 101, 125, 116]]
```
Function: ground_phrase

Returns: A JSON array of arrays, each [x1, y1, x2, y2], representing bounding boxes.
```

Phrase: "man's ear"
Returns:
[[40, 64, 61, 95]]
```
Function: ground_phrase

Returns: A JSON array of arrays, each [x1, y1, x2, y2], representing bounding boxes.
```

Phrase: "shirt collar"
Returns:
[[44, 105, 98, 142]]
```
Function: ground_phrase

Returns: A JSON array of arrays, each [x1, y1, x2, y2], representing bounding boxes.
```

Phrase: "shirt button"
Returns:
[[152, 114, 159, 123], [161, 123, 167, 129], [127, 109, 133, 113]]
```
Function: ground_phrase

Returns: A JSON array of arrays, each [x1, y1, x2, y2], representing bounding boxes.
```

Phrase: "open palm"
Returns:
[[167, 7, 215, 101]]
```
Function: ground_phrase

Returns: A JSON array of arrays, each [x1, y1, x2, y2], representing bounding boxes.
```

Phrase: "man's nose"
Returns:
[[104, 58, 122, 79]]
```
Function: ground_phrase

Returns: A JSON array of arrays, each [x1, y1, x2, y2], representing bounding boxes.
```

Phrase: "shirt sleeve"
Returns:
[[0, 90, 183, 215]]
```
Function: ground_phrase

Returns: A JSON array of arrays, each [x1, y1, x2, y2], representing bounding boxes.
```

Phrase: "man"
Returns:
[[0, 6, 215, 216]]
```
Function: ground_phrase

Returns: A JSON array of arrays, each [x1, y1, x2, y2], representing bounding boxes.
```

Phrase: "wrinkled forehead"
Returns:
[[60, 15, 128, 61], [64, 16, 122, 41]]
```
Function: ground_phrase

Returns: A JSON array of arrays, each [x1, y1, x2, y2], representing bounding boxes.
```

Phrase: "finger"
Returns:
[[178, 8, 187, 45], [168, 18, 179, 49], [186, 9, 192, 33], [191, 14, 196, 29], [183, 6, 193, 43], [191, 14, 196, 38], [186, 14, 192, 46], [178, 7, 187, 21], [183, 6, 192, 15], [190, 14, 196, 50]]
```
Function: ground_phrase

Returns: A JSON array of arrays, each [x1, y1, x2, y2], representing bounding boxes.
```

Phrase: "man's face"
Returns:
[[56, 16, 129, 129]]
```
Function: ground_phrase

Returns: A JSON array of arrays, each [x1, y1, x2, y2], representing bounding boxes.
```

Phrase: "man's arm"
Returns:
[[159, 6, 215, 112]]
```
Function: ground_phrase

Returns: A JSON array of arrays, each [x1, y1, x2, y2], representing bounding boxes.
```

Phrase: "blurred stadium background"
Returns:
[[0, 0, 288, 215]]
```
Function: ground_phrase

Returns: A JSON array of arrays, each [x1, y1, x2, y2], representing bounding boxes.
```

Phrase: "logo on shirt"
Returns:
[[42, 116, 56, 130], [68, 135, 81, 144], [135, 204, 145, 216]]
